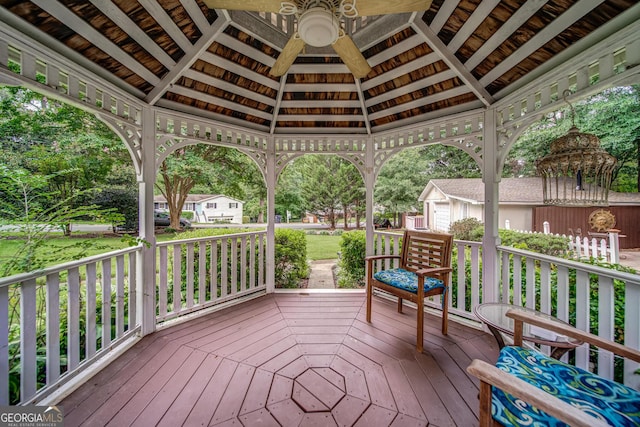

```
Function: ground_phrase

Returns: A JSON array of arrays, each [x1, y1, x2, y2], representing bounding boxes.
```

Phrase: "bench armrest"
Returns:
[[415, 266, 452, 276], [467, 359, 609, 427]]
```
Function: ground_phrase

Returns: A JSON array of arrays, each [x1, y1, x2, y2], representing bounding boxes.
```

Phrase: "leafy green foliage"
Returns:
[[274, 228, 308, 288], [449, 218, 483, 241], [337, 230, 366, 288]]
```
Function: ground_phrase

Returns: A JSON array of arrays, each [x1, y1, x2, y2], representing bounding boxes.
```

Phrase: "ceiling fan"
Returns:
[[203, 0, 432, 78]]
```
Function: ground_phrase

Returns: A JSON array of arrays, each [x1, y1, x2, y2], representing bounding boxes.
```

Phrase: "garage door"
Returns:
[[434, 203, 450, 232]]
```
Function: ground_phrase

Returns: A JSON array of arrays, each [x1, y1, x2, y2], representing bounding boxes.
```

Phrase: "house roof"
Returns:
[[419, 177, 640, 205], [154, 194, 243, 203], [1, 1, 638, 135]]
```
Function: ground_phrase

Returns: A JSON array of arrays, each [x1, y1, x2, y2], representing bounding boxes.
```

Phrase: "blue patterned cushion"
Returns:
[[492, 346, 640, 426], [373, 268, 445, 294]]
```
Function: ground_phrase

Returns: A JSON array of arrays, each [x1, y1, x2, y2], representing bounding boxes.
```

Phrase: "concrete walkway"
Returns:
[[307, 259, 337, 289]]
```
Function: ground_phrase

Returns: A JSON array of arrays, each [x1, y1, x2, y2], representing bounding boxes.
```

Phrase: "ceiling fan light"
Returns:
[[298, 7, 339, 47]]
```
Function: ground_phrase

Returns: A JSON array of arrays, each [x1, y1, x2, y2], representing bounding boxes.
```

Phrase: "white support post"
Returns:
[[482, 109, 500, 304], [265, 137, 276, 292], [365, 137, 375, 257], [137, 107, 157, 336]]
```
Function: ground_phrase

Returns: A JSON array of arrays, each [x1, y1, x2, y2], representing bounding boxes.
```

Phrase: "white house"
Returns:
[[154, 194, 244, 224]]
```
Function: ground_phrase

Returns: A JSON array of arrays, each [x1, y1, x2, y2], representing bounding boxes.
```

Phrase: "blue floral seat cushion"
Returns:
[[492, 345, 640, 426], [373, 268, 445, 294]]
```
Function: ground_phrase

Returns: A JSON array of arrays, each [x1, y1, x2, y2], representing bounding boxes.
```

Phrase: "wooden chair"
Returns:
[[467, 309, 640, 427], [366, 230, 452, 352]]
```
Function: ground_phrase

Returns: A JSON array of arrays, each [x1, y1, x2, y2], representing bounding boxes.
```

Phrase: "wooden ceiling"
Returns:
[[0, 0, 638, 135]]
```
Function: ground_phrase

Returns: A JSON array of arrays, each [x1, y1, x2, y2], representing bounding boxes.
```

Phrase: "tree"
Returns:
[[156, 145, 253, 229], [0, 86, 130, 235], [505, 85, 640, 192]]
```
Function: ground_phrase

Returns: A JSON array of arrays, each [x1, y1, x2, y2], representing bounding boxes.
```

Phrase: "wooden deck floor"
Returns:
[[60, 292, 499, 426]]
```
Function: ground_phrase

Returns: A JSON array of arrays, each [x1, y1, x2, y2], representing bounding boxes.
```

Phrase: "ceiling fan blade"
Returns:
[[270, 35, 306, 77], [332, 35, 371, 79], [350, 0, 432, 16], [202, 0, 282, 13]]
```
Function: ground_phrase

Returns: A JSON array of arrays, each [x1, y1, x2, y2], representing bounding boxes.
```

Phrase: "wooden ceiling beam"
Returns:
[[361, 52, 440, 90], [367, 85, 471, 120], [182, 69, 276, 107], [138, 0, 193, 53], [199, 51, 280, 89], [180, 0, 211, 32], [215, 32, 276, 67], [31, 0, 160, 85], [169, 85, 274, 120], [465, 0, 547, 71], [447, 0, 501, 53], [365, 69, 459, 106], [479, 0, 605, 86], [88, 0, 176, 69], [280, 100, 362, 108], [283, 83, 357, 92], [270, 75, 286, 134], [145, 15, 228, 105], [429, 0, 458, 34], [412, 19, 494, 106], [355, 79, 372, 135]]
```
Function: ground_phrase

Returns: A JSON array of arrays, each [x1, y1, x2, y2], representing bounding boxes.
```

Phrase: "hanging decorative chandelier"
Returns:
[[535, 90, 617, 206]]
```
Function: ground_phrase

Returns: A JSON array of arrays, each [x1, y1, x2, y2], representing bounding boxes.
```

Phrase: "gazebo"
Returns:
[[1, 1, 640, 422]]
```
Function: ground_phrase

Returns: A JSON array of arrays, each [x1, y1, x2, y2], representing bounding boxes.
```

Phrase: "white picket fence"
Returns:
[[505, 220, 620, 264]]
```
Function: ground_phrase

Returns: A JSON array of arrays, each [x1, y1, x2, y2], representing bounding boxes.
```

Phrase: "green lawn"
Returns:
[[306, 234, 341, 260], [1, 230, 344, 276]]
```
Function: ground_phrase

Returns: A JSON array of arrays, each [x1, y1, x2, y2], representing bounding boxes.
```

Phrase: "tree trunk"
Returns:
[[258, 198, 264, 223], [343, 204, 350, 230]]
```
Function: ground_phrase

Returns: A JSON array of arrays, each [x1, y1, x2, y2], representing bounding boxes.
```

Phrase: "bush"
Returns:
[[449, 218, 483, 241], [180, 211, 194, 220], [337, 230, 366, 288], [275, 228, 309, 288]]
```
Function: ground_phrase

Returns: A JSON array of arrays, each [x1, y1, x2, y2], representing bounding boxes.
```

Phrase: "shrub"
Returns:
[[337, 230, 366, 288], [180, 211, 194, 220], [449, 218, 483, 241], [275, 228, 309, 288]]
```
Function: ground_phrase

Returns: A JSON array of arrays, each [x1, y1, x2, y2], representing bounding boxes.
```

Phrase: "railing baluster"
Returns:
[[221, 238, 228, 298], [575, 270, 590, 370], [21, 278, 37, 401], [186, 243, 194, 308], [250, 234, 256, 289], [116, 255, 125, 338], [231, 237, 238, 295], [46, 273, 61, 384], [240, 236, 247, 292], [211, 239, 219, 302], [68, 267, 80, 371], [470, 245, 480, 308], [85, 264, 97, 360], [198, 241, 206, 305], [128, 253, 136, 329], [102, 260, 112, 349], [598, 276, 615, 380], [173, 245, 182, 313], [159, 246, 168, 317]]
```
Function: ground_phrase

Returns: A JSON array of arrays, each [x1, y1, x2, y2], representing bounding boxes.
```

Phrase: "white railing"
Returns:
[[0, 246, 142, 405], [497, 246, 640, 389], [155, 231, 267, 324], [372, 231, 640, 388]]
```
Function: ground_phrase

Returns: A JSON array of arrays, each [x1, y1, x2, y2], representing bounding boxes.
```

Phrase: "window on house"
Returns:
[[461, 203, 469, 219], [206, 202, 217, 209], [185, 203, 195, 211], [229, 202, 238, 209]]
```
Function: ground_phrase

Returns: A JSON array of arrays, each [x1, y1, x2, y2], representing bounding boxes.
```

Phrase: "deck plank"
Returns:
[[59, 293, 498, 427]]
